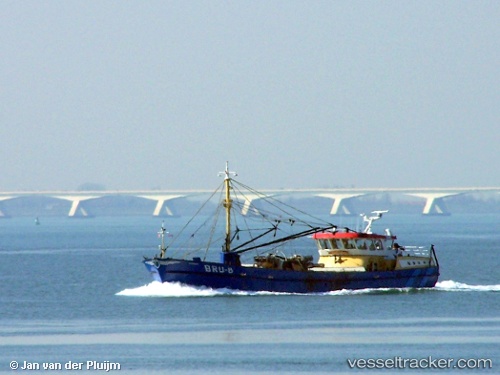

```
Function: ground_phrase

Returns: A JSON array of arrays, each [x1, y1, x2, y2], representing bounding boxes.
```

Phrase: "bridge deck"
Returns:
[[0, 188, 498, 217]]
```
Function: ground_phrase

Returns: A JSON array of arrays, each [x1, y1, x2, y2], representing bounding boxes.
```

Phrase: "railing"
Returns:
[[399, 246, 432, 258], [398, 245, 439, 267]]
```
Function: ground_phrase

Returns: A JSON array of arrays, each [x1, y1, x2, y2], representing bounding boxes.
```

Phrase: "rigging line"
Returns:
[[231, 199, 289, 227], [233, 225, 336, 254], [230, 226, 240, 243], [229, 184, 294, 250], [217, 183, 282, 251], [233, 198, 286, 226], [166, 181, 225, 250], [184, 241, 225, 260], [229, 184, 274, 248], [235, 179, 334, 227], [229, 183, 326, 251], [232, 179, 336, 228], [230, 184, 278, 227], [203, 191, 225, 260], [230, 205, 304, 243], [230, 225, 279, 252], [231, 180, 300, 220]]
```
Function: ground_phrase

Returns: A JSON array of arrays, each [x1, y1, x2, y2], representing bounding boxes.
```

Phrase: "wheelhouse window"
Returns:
[[317, 239, 334, 250], [341, 239, 356, 249], [357, 240, 368, 250]]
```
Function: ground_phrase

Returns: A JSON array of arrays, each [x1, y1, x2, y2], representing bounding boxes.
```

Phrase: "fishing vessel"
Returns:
[[143, 163, 439, 293]]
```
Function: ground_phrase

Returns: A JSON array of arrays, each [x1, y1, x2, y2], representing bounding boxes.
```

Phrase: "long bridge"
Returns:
[[0, 187, 498, 218]]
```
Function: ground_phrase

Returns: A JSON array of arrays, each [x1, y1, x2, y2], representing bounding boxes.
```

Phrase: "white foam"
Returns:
[[325, 288, 406, 295], [435, 280, 500, 292], [116, 279, 500, 298], [116, 281, 283, 297], [116, 281, 223, 297]]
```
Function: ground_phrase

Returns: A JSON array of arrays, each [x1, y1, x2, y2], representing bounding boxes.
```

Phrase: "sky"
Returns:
[[1, 1, 499, 191]]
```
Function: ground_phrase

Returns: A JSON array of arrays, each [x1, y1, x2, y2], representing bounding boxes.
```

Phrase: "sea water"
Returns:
[[0, 214, 498, 374]]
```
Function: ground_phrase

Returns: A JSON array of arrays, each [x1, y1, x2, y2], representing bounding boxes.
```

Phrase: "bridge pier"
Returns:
[[317, 193, 365, 215], [138, 195, 185, 217], [240, 193, 274, 216], [407, 193, 456, 215], [54, 195, 99, 217]]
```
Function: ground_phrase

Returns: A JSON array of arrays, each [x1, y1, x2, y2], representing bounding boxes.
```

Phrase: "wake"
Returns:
[[116, 279, 500, 298], [435, 279, 500, 292], [116, 281, 277, 297]]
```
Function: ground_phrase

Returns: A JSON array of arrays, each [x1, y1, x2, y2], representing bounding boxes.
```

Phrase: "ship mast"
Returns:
[[219, 162, 237, 252]]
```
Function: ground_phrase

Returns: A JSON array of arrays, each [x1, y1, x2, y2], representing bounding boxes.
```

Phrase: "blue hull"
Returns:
[[143, 257, 439, 293]]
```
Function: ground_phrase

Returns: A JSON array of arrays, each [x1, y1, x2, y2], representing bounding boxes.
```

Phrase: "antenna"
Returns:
[[361, 210, 389, 234], [218, 161, 237, 180]]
